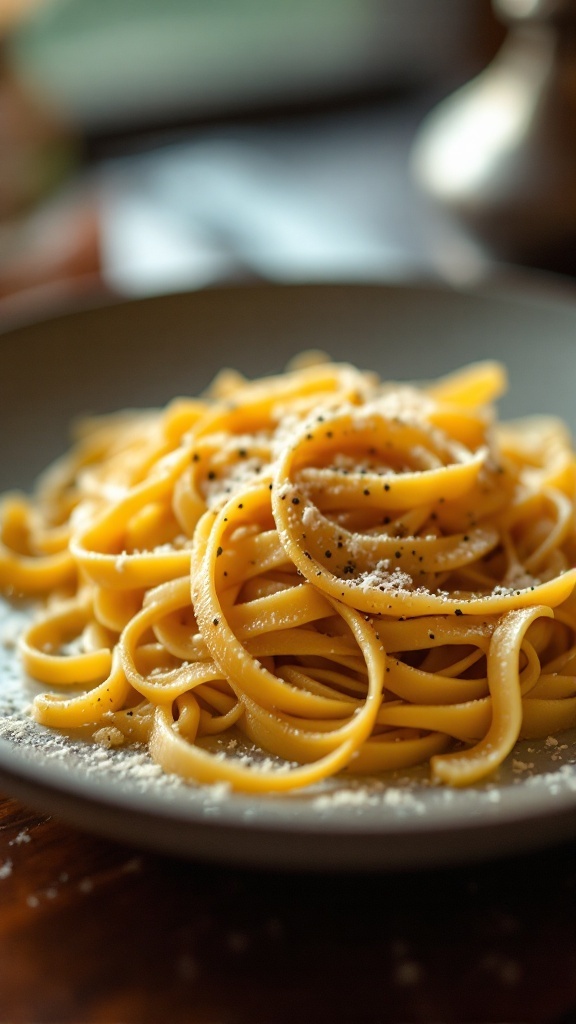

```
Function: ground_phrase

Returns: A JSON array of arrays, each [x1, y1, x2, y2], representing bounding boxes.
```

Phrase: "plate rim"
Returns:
[[0, 733, 574, 871]]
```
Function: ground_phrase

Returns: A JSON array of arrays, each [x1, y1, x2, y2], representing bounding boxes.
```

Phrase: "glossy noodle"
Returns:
[[2, 355, 576, 792]]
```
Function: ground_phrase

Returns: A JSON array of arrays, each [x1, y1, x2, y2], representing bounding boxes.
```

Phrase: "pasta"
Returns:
[[1, 354, 576, 793]]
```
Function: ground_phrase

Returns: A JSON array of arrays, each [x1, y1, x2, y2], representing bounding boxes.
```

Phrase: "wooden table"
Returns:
[[0, 791, 574, 1024]]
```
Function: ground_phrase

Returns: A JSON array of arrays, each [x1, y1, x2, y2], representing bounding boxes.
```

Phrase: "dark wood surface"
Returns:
[[0, 791, 574, 1024]]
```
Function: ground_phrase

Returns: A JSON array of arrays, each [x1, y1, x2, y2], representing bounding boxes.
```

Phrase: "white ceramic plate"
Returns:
[[1, 282, 575, 870]]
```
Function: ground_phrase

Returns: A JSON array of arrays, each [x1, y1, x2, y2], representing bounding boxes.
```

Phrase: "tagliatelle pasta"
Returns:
[[2, 354, 576, 792]]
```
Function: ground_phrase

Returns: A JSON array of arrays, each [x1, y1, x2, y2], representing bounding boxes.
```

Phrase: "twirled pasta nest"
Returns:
[[2, 356, 576, 792]]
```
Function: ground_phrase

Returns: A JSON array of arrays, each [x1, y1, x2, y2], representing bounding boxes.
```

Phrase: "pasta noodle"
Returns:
[[2, 354, 576, 792]]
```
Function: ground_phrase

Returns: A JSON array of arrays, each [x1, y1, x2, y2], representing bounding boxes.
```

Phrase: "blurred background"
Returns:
[[0, 0, 575, 314]]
